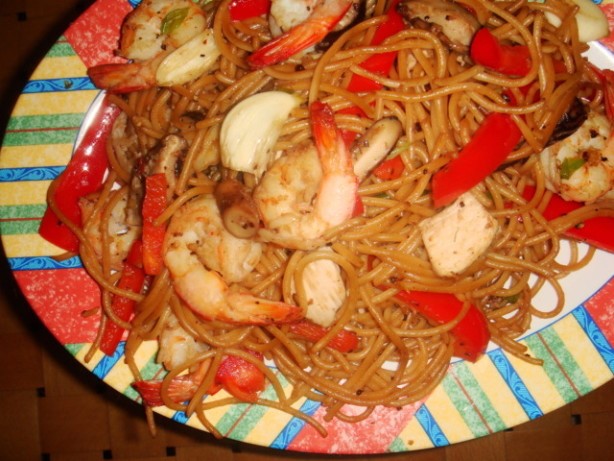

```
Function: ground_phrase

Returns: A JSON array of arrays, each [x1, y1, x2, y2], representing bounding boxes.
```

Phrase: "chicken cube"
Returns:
[[292, 248, 346, 327], [419, 192, 498, 277]]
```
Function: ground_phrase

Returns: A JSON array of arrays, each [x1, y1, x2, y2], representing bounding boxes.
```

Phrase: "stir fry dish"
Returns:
[[40, 0, 614, 437]]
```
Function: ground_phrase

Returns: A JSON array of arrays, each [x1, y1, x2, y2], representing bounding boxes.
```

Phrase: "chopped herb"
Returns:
[[161, 7, 189, 35], [504, 293, 520, 304], [560, 156, 585, 180]]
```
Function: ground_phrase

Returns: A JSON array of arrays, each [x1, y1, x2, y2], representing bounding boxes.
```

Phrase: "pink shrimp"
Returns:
[[87, 0, 219, 93], [254, 101, 359, 250], [87, 54, 165, 94], [163, 196, 304, 325], [248, 0, 354, 69]]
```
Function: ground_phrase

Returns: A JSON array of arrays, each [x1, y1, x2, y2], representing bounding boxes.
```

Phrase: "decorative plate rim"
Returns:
[[1, 0, 613, 454]]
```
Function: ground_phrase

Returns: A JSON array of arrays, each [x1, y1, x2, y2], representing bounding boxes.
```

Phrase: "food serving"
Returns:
[[39, 0, 614, 438]]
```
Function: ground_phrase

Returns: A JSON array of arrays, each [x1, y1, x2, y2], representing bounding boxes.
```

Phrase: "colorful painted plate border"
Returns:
[[1, 0, 614, 454]]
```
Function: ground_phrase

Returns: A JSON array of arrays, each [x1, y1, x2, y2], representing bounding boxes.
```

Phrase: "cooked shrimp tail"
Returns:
[[88, 57, 163, 94], [87, 62, 156, 94], [310, 100, 352, 173], [248, 0, 353, 68], [309, 100, 359, 230], [133, 359, 212, 407], [174, 266, 303, 324], [133, 374, 200, 407]]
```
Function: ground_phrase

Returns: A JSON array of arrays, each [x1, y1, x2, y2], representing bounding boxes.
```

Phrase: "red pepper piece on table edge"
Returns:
[[393, 290, 490, 362], [522, 186, 614, 253], [432, 112, 522, 208], [39, 99, 120, 253]]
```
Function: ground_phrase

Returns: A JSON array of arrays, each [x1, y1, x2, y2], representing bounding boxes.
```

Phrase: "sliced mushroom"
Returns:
[[146, 135, 188, 201], [398, 0, 480, 50], [214, 178, 261, 239], [126, 134, 187, 229], [546, 97, 588, 147], [352, 117, 403, 181]]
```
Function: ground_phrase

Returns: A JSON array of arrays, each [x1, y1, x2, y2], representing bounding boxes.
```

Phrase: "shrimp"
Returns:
[[88, 0, 220, 93], [118, 0, 207, 61], [163, 196, 303, 324], [157, 313, 209, 371], [248, 0, 355, 69], [88, 54, 166, 95], [539, 111, 614, 203], [268, 0, 360, 36], [254, 101, 359, 250]]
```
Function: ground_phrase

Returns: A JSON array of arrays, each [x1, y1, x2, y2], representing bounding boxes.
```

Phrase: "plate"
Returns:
[[1, 0, 614, 454]]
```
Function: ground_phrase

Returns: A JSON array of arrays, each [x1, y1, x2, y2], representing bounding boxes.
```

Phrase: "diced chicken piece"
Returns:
[[292, 248, 346, 327], [419, 192, 498, 277]]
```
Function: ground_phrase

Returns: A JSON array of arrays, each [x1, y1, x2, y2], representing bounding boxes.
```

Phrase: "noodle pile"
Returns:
[[49, 0, 614, 437]]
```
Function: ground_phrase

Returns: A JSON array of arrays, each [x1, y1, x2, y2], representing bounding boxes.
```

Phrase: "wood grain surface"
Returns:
[[1, 2, 613, 460]]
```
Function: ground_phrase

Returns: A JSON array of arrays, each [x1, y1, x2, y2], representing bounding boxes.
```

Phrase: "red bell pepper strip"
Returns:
[[352, 193, 365, 217], [215, 352, 266, 403], [590, 65, 614, 123], [289, 320, 359, 352], [347, 0, 405, 92], [228, 0, 270, 21], [99, 240, 146, 356], [338, 105, 368, 147], [394, 290, 490, 362], [522, 186, 614, 253], [133, 352, 266, 406], [470, 28, 531, 77], [39, 100, 119, 252], [432, 112, 522, 208], [142, 173, 168, 275], [133, 375, 202, 407], [372, 154, 405, 180]]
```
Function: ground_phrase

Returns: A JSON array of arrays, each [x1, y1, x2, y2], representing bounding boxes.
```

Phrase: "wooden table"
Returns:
[[1, 2, 613, 460]]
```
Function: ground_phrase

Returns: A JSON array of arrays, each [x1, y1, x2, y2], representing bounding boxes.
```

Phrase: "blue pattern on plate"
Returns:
[[572, 305, 614, 372], [270, 399, 321, 449], [414, 404, 448, 447], [489, 348, 543, 419], [92, 341, 125, 379], [0, 166, 63, 182], [22, 77, 96, 93], [8, 256, 82, 271], [172, 411, 190, 424]]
